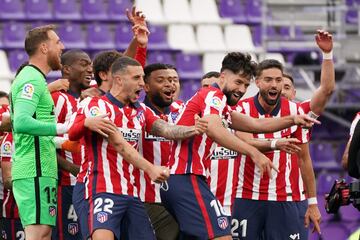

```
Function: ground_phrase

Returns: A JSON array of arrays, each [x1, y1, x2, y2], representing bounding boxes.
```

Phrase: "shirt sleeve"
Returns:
[[202, 90, 227, 117], [0, 133, 12, 162], [12, 79, 57, 136], [134, 46, 147, 68], [144, 106, 160, 133]]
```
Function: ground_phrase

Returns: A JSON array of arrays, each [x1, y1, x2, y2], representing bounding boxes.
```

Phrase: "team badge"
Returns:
[[217, 217, 229, 230], [49, 206, 56, 217], [97, 212, 108, 223], [89, 106, 102, 117], [1, 141, 12, 157], [170, 112, 179, 123], [210, 97, 222, 110], [21, 83, 34, 100], [68, 223, 79, 235], [2, 230, 7, 239]]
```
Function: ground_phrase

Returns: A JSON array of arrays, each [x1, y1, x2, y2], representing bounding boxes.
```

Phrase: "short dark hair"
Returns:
[[61, 49, 88, 66], [283, 73, 294, 84], [0, 91, 8, 99], [256, 59, 283, 78], [25, 24, 56, 57], [111, 56, 141, 75], [221, 52, 257, 79], [93, 50, 123, 86], [201, 71, 220, 80], [144, 63, 177, 83]]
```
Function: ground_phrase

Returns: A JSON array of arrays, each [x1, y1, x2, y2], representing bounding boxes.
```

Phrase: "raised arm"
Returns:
[[230, 111, 318, 134], [309, 30, 335, 116]]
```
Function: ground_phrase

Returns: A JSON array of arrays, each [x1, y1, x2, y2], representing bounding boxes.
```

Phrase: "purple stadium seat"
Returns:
[[252, 26, 276, 46], [25, 0, 52, 19], [0, 0, 25, 19], [311, 143, 339, 171], [8, 50, 28, 72], [279, 26, 304, 40], [246, 0, 262, 23], [179, 79, 200, 101], [339, 205, 360, 222], [218, 0, 247, 23], [114, 22, 133, 50], [175, 53, 203, 79], [82, 0, 108, 20], [108, 0, 132, 20], [87, 24, 115, 50], [346, 10, 358, 24], [317, 172, 341, 195], [147, 25, 170, 50], [58, 23, 86, 49], [53, 0, 81, 20], [3, 22, 26, 49], [320, 223, 350, 240], [147, 51, 174, 65]]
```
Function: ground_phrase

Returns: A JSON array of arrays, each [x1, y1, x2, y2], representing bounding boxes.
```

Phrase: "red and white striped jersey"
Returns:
[[235, 95, 310, 202], [0, 132, 19, 219], [138, 98, 184, 203], [52, 91, 83, 186], [71, 93, 159, 198], [169, 84, 230, 177], [350, 112, 360, 137], [206, 128, 240, 216]]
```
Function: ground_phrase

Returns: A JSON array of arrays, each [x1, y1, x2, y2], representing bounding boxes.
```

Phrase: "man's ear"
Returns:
[[62, 65, 71, 76], [144, 82, 150, 93], [39, 42, 48, 55], [255, 78, 260, 88], [99, 71, 108, 82]]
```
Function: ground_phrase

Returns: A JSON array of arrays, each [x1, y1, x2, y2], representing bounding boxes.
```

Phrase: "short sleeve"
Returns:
[[14, 78, 46, 108], [292, 126, 310, 144], [0, 133, 13, 162], [144, 106, 160, 133], [202, 90, 227, 117]]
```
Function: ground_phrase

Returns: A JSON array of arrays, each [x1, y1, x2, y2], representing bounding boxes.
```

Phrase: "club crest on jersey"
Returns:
[[210, 97, 222, 110], [170, 112, 180, 123], [21, 83, 34, 100], [217, 217, 229, 230], [1, 141, 12, 157], [2, 230, 7, 239], [68, 223, 79, 235], [89, 106, 102, 117], [136, 110, 145, 121], [49, 206, 56, 217], [97, 212, 108, 223]]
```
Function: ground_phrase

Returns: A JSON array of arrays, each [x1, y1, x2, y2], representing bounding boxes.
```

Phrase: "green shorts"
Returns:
[[13, 177, 57, 227]]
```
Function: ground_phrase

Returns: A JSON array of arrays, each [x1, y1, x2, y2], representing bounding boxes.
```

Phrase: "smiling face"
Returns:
[[221, 69, 251, 106], [144, 68, 178, 108], [66, 53, 93, 89], [46, 30, 65, 71], [281, 76, 296, 101], [256, 68, 283, 106]]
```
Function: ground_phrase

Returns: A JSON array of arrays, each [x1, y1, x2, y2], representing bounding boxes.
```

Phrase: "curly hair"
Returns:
[[93, 50, 123, 86], [221, 52, 257, 79]]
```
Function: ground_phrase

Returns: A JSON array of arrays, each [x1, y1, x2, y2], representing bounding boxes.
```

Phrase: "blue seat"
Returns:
[[175, 52, 203, 79], [82, 0, 108, 20], [108, 0, 132, 20], [87, 23, 115, 50], [58, 23, 87, 49], [25, 0, 52, 19], [53, 0, 81, 20], [3, 22, 26, 49], [0, 0, 25, 20]]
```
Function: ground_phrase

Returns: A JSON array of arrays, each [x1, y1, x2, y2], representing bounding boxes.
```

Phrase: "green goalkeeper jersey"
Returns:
[[10, 65, 58, 180]]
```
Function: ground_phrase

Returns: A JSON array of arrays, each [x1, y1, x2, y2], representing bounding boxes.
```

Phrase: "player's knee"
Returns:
[[92, 229, 114, 240], [24, 225, 52, 240]]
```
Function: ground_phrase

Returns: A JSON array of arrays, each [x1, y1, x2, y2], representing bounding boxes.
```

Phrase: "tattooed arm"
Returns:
[[149, 117, 207, 140]]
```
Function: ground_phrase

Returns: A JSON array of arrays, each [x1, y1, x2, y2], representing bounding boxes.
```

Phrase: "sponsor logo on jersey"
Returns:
[[217, 217, 229, 230], [119, 128, 141, 143], [210, 97, 222, 110], [89, 106, 102, 117], [68, 223, 79, 235], [49, 206, 56, 217], [21, 83, 34, 100], [144, 132, 170, 142], [1, 141, 12, 157], [96, 212, 108, 223], [211, 146, 237, 160]]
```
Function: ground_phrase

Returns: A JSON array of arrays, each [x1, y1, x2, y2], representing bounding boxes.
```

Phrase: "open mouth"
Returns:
[[268, 90, 278, 98], [163, 90, 173, 99], [84, 76, 92, 83]]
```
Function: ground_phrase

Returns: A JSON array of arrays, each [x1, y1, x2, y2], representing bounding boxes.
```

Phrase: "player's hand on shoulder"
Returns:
[[80, 87, 102, 100], [293, 114, 320, 128], [194, 114, 208, 135], [84, 113, 118, 138], [48, 78, 69, 93], [148, 166, 170, 183], [275, 138, 301, 154]]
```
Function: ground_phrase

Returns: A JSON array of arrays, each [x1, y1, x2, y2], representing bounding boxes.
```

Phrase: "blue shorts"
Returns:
[[1, 218, 24, 240], [232, 198, 302, 240], [89, 192, 155, 240], [52, 185, 82, 240], [296, 200, 308, 240], [160, 174, 231, 240], [72, 182, 90, 239]]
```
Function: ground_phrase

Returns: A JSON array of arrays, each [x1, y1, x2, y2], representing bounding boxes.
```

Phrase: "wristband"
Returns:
[[308, 197, 318, 205], [322, 51, 333, 60], [270, 139, 278, 150]]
